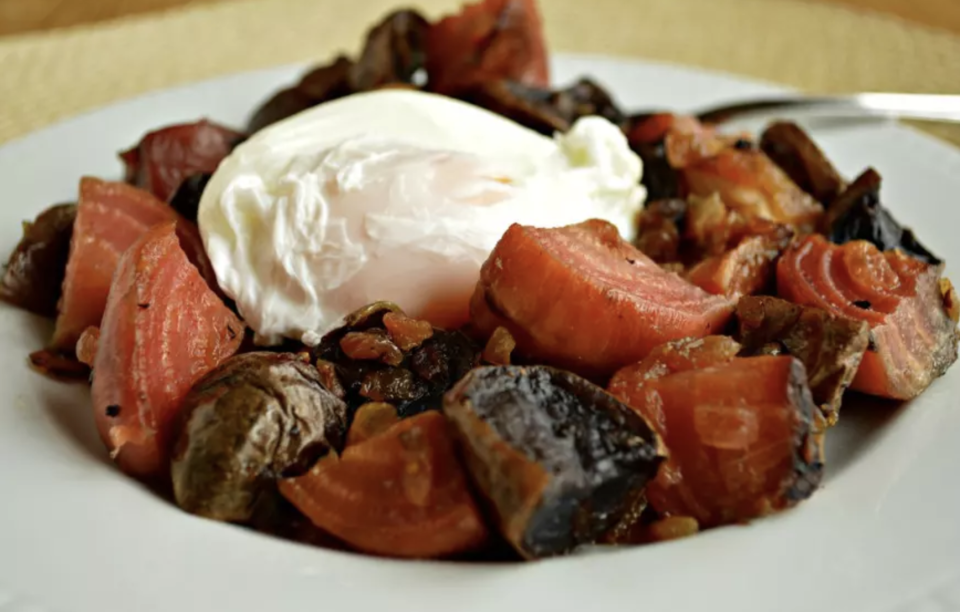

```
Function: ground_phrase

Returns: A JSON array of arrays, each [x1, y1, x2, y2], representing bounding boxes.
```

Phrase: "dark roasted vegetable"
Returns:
[[460, 78, 624, 136], [167, 173, 210, 223], [823, 168, 940, 264], [171, 352, 348, 522], [0, 203, 76, 317], [120, 120, 244, 202], [280, 411, 490, 558], [311, 302, 479, 418], [736, 295, 869, 423], [633, 198, 686, 263], [247, 56, 355, 133], [443, 365, 664, 559], [425, 0, 548, 96], [348, 10, 429, 91], [760, 121, 845, 204]]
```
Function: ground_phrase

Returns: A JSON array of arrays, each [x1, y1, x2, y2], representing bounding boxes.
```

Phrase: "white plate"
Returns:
[[1, 54, 959, 612]]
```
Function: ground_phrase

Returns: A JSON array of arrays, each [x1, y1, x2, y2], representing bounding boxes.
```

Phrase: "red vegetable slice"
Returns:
[[280, 411, 489, 558], [610, 353, 824, 527], [91, 223, 242, 479], [470, 219, 735, 379], [777, 235, 959, 399], [425, 0, 548, 96], [120, 120, 243, 202], [52, 178, 182, 350]]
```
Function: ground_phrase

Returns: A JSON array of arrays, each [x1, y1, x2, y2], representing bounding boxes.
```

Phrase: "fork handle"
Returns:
[[697, 93, 960, 125]]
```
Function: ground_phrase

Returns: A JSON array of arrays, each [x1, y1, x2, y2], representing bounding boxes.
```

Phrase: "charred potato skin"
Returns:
[[782, 359, 827, 504], [171, 352, 348, 522], [443, 365, 665, 559]]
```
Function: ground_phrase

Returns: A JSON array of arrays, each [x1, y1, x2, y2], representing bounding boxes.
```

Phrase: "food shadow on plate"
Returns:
[[34, 379, 111, 469], [822, 392, 905, 478]]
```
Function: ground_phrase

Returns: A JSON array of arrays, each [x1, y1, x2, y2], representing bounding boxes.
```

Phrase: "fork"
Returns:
[[694, 93, 960, 124]]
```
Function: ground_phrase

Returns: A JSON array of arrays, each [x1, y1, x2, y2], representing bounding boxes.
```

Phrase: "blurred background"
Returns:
[[0, 0, 958, 36]]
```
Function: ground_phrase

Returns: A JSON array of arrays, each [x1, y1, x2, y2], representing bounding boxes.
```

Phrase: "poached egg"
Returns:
[[198, 89, 646, 345]]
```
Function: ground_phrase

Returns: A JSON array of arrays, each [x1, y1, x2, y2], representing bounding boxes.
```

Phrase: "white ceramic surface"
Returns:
[[1, 55, 959, 612]]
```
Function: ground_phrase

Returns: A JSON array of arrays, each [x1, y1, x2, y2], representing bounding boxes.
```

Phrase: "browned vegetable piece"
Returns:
[[120, 121, 244, 202], [315, 359, 345, 398], [459, 78, 624, 136], [686, 229, 792, 298], [645, 516, 699, 542], [822, 168, 940, 265], [605, 514, 700, 545], [75, 326, 99, 366], [171, 352, 348, 522], [346, 402, 401, 447], [28, 348, 89, 381], [280, 412, 490, 558], [443, 365, 664, 559], [634, 199, 686, 264], [247, 57, 354, 133], [760, 121, 846, 205], [348, 10, 429, 91], [481, 326, 516, 365], [312, 302, 478, 417], [359, 368, 427, 403], [382, 311, 433, 350], [340, 330, 403, 366], [942, 278, 960, 323], [1, 203, 76, 317], [736, 296, 869, 423]]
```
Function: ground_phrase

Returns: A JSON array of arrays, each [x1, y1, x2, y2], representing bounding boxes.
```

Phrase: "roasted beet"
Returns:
[[280, 411, 490, 558], [470, 220, 734, 380], [171, 352, 348, 522], [443, 365, 664, 559], [0, 203, 76, 317], [247, 57, 355, 133], [349, 10, 429, 91], [823, 168, 940, 265], [610, 354, 824, 528], [778, 235, 958, 400], [736, 296, 869, 423], [167, 173, 210, 223], [120, 120, 244, 202], [760, 121, 845, 204], [425, 0, 548, 96]]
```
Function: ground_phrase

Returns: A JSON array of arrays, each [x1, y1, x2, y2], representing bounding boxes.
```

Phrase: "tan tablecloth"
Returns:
[[1, 0, 959, 145]]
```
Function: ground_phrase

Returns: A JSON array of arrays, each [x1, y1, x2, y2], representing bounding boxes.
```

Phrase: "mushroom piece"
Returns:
[[171, 352, 348, 522], [443, 365, 665, 559]]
